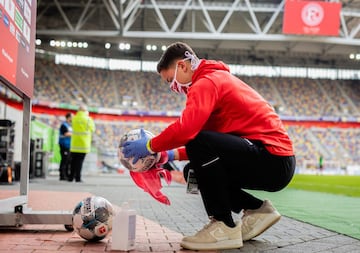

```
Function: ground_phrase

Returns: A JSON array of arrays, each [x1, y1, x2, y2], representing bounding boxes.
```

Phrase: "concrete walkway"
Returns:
[[0, 173, 359, 252]]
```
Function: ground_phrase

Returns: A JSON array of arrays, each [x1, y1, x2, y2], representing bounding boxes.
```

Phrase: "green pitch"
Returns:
[[288, 174, 360, 197], [247, 174, 360, 239]]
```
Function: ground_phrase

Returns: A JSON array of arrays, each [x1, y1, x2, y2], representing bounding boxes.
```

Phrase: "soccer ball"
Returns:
[[118, 129, 160, 172], [72, 196, 114, 242]]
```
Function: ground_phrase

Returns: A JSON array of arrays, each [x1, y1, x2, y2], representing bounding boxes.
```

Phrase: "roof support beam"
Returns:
[[349, 23, 360, 39], [170, 0, 192, 33], [103, 0, 120, 30], [217, 0, 240, 33], [198, 0, 216, 33], [244, 0, 261, 34], [262, 0, 285, 34], [75, 0, 93, 31], [151, 0, 170, 32], [36, 0, 360, 51], [54, 0, 74, 31], [123, 0, 141, 32]]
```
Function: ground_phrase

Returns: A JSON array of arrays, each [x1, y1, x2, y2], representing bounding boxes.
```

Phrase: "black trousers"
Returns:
[[185, 131, 295, 219], [68, 152, 86, 182], [59, 145, 71, 180]]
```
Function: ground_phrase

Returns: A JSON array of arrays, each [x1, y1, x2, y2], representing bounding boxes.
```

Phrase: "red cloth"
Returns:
[[151, 60, 294, 156], [129, 151, 172, 205]]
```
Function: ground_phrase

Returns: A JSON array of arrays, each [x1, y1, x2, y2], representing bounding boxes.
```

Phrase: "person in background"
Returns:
[[68, 105, 95, 183], [58, 112, 72, 181], [121, 42, 296, 250], [318, 154, 324, 173]]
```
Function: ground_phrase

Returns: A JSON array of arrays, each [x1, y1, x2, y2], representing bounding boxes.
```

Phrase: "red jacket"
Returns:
[[151, 60, 294, 157]]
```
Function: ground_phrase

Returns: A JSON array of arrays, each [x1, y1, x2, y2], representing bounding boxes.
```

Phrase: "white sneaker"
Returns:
[[241, 200, 281, 241], [180, 219, 243, 250]]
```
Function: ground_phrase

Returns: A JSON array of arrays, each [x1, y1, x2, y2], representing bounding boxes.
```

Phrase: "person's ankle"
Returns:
[[214, 216, 236, 228]]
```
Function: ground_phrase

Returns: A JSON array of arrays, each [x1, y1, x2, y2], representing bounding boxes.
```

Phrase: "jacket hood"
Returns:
[[76, 110, 89, 117], [192, 59, 230, 82]]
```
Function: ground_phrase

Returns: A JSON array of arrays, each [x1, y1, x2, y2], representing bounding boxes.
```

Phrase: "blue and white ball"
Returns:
[[72, 196, 114, 241], [118, 129, 160, 172]]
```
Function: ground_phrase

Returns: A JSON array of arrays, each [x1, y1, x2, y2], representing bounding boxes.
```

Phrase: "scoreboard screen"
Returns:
[[0, 0, 36, 98]]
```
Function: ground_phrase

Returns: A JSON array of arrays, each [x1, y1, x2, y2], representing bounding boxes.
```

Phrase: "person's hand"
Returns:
[[122, 128, 152, 164]]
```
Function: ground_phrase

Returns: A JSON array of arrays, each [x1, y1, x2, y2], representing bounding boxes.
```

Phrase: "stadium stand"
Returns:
[[30, 58, 360, 172], [34, 58, 360, 117]]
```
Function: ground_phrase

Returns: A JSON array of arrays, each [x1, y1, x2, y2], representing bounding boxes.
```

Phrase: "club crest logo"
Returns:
[[301, 2, 324, 27]]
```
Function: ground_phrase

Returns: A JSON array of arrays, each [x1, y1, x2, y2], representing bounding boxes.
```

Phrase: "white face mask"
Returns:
[[169, 62, 192, 94], [169, 51, 201, 94]]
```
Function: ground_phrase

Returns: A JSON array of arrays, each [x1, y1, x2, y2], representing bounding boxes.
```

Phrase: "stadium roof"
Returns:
[[35, 0, 360, 69]]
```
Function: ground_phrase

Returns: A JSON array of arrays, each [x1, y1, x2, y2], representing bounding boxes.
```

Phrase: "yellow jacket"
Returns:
[[70, 110, 95, 153]]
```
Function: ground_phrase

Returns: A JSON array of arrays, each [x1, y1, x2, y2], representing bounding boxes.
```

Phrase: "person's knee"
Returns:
[[263, 177, 292, 192]]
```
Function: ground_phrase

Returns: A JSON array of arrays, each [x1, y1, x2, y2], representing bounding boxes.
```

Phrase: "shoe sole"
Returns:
[[242, 214, 281, 241], [180, 239, 243, 251]]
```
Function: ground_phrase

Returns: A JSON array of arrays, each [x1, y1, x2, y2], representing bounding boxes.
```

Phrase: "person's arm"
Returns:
[[60, 124, 71, 137], [167, 147, 188, 161], [90, 118, 95, 133], [151, 79, 219, 152]]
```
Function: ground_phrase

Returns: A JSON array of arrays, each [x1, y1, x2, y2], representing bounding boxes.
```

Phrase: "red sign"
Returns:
[[283, 0, 342, 36], [0, 0, 37, 98]]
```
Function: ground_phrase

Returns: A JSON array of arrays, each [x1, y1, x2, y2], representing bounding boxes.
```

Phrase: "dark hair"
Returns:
[[156, 42, 196, 73], [65, 112, 72, 119]]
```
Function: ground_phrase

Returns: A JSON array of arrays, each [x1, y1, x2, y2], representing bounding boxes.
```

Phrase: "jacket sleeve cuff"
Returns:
[[146, 139, 156, 154], [177, 147, 188, 160]]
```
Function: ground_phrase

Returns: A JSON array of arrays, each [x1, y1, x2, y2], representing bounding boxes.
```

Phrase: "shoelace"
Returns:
[[195, 218, 218, 236], [241, 211, 255, 233], [242, 210, 249, 218]]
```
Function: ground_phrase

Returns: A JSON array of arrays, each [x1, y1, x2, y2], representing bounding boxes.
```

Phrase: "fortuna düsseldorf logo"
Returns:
[[301, 2, 324, 27]]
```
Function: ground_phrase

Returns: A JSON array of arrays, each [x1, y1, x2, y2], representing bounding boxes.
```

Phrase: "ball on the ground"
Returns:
[[118, 128, 160, 172], [72, 196, 114, 241]]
